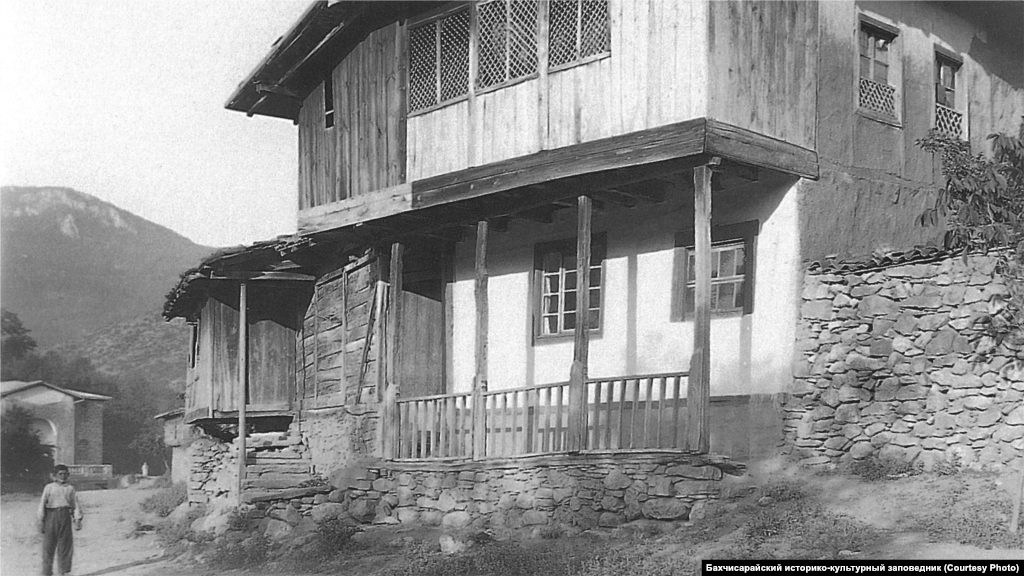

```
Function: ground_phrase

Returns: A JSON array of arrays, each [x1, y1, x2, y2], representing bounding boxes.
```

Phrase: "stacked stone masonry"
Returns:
[[238, 454, 731, 537], [785, 254, 1024, 469]]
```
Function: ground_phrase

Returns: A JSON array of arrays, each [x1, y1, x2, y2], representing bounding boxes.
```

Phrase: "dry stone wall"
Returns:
[[239, 454, 735, 539], [784, 254, 1024, 469], [188, 436, 239, 505]]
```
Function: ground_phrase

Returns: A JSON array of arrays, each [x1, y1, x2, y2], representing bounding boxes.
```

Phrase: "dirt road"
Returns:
[[1, 485, 165, 576]]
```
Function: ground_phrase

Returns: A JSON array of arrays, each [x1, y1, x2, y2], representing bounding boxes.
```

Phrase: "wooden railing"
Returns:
[[393, 372, 688, 460], [483, 381, 571, 457], [396, 392, 473, 459], [68, 464, 113, 478], [586, 372, 688, 451]]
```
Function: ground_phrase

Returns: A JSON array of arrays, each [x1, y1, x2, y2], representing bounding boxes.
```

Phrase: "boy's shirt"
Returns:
[[37, 482, 83, 521]]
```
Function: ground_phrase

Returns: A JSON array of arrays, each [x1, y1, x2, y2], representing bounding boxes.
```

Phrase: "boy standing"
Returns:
[[37, 464, 83, 576]]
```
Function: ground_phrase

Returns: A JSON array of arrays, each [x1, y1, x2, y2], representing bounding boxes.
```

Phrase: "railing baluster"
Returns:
[[616, 380, 626, 450], [543, 388, 551, 452], [420, 400, 429, 458], [672, 376, 681, 449], [510, 390, 519, 455], [629, 379, 639, 449], [591, 381, 601, 449], [644, 377, 654, 449], [657, 376, 667, 448], [555, 385, 564, 451], [604, 378, 614, 450]]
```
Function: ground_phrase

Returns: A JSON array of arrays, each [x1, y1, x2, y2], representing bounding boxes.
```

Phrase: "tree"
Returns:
[[917, 119, 1024, 349], [1, 404, 53, 483], [0, 307, 36, 360]]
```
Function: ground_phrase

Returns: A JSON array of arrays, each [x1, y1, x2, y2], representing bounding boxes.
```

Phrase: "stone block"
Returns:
[[859, 295, 898, 317], [349, 499, 376, 523], [648, 475, 674, 496], [850, 442, 874, 460], [1006, 407, 1024, 426], [925, 329, 958, 356], [802, 300, 833, 320], [603, 469, 633, 490], [598, 512, 624, 527], [824, 436, 849, 451], [441, 511, 471, 528], [963, 396, 993, 411], [893, 314, 919, 336], [641, 498, 690, 520], [875, 378, 900, 402], [522, 510, 549, 525], [601, 495, 625, 511], [834, 404, 860, 423], [437, 491, 458, 512], [372, 478, 393, 492]]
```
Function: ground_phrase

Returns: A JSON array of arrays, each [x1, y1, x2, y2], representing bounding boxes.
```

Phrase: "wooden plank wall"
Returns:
[[209, 297, 240, 412], [409, 0, 710, 181], [249, 319, 295, 410], [707, 0, 818, 151], [298, 23, 406, 210], [298, 256, 382, 408]]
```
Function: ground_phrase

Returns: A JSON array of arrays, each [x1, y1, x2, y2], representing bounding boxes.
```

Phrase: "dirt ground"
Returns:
[[3, 464, 1023, 576], [1, 483, 165, 576]]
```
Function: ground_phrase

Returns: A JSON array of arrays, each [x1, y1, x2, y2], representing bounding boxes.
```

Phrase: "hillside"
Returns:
[[0, 186, 215, 350]]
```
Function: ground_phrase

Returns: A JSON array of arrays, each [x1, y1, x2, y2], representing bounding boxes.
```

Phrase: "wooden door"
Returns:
[[398, 243, 448, 398]]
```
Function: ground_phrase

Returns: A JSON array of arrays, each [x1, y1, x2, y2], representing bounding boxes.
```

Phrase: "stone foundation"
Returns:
[[785, 253, 1024, 469], [240, 452, 737, 537]]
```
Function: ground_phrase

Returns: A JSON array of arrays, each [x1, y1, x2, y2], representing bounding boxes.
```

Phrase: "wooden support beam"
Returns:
[[567, 195, 592, 453], [592, 189, 638, 209], [237, 282, 248, 502], [472, 221, 489, 460], [383, 243, 403, 460], [687, 163, 716, 454]]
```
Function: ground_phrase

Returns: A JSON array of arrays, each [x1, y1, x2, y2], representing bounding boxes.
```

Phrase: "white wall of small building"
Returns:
[[449, 174, 803, 400]]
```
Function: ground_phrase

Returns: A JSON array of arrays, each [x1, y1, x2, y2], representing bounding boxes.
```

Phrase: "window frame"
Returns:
[[671, 221, 758, 322], [407, 4, 473, 115], [323, 77, 335, 129], [856, 15, 902, 127], [533, 233, 607, 341], [933, 45, 965, 139]]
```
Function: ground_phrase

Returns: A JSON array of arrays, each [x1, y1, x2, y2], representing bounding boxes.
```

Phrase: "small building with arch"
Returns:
[[1, 380, 111, 466]]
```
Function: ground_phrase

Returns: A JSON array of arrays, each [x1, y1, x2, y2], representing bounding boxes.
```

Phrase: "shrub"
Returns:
[[208, 532, 272, 570], [140, 482, 187, 517]]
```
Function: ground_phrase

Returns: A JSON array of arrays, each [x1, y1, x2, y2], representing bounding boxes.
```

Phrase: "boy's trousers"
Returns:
[[42, 507, 74, 576]]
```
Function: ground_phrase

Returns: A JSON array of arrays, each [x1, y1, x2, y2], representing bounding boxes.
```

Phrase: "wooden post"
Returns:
[[1011, 456, 1024, 534], [384, 243, 403, 459], [472, 221, 489, 460], [237, 281, 248, 502], [687, 164, 714, 453], [568, 195, 592, 452]]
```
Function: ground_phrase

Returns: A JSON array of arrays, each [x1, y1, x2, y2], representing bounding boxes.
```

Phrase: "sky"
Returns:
[[0, 0, 312, 248]]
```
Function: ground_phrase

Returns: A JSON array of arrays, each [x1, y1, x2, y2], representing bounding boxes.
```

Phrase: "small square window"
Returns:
[[672, 221, 758, 322], [409, 8, 471, 112], [535, 235, 605, 337]]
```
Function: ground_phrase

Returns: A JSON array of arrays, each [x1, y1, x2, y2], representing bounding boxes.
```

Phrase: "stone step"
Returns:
[[246, 463, 311, 475], [243, 475, 316, 490]]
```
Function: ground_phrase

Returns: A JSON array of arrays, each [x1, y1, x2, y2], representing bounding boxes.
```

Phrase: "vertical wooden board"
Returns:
[[210, 298, 240, 411], [248, 319, 296, 409]]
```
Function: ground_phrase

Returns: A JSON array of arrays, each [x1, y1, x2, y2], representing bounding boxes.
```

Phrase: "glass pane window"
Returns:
[[685, 242, 747, 316], [538, 241, 603, 336]]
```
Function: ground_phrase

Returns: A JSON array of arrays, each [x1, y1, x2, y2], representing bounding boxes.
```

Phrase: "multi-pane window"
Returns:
[[858, 21, 898, 119], [536, 237, 604, 336], [934, 51, 963, 138], [672, 222, 757, 321], [323, 78, 335, 129], [408, 0, 609, 113], [548, 0, 611, 68], [477, 0, 539, 90], [682, 243, 746, 316], [409, 8, 471, 112]]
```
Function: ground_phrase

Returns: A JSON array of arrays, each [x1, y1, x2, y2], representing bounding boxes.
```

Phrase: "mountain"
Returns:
[[1, 186, 215, 356]]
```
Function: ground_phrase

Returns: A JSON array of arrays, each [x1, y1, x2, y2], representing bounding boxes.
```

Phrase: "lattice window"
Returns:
[[549, 0, 610, 68], [536, 237, 604, 336], [323, 78, 335, 129], [477, 1, 539, 90], [934, 51, 963, 138], [935, 104, 963, 139], [859, 77, 896, 118], [858, 20, 898, 120], [409, 9, 471, 113]]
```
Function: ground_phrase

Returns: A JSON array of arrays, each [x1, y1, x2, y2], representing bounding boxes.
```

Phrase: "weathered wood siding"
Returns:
[[707, 1, 818, 151], [408, 0, 710, 181], [299, 255, 382, 409], [209, 296, 241, 411], [298, 22, 406, 210], [247, 284, 301, 411]]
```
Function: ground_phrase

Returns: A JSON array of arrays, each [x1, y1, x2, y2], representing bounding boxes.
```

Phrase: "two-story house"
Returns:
[[164, 0, 1023, 525]]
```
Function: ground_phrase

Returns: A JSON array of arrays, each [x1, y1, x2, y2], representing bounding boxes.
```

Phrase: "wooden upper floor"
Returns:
[[226, 0, 1022, 235]]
